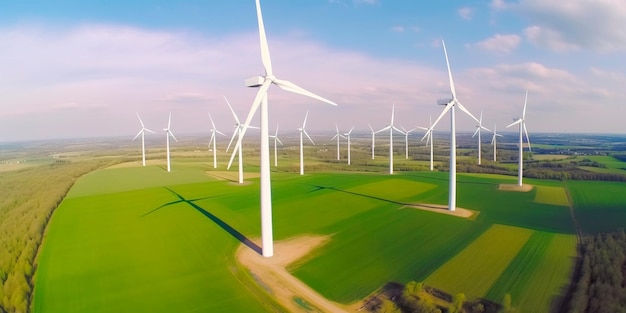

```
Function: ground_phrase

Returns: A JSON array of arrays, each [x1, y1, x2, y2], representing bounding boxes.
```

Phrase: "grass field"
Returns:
[[32, 160, 595, 312], [566, 180, 626, 233]]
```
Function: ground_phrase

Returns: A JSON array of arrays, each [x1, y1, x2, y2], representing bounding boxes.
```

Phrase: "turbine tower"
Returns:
[[344, 126, 354, 165], [472, 111, 491, 165], [228, 0, 337, 257], [491, 123, 503, 162], [425, 40, 480, 211], [368, 124, 379, 160], [225, 96, 258, 184], [506, 91, 531, 187], [377, 104, 404, 174], [269, 125, 283, 167], [417, 115, 434, 171], [401, 126, 416, 159], [208, 113, 225, 169], [133, 112, 155, 167], [298, 111, 315, 175], [164, 112, 178, 173], [331, 124, 346, 161]]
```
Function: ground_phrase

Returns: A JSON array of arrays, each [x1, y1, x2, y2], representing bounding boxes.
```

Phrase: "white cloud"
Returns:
[[507, 0, 626, 52], [353, 0, 379, 5], [474, 34, 522, 53], [391, 26, 404, 33], [458, 7, 474, 20]]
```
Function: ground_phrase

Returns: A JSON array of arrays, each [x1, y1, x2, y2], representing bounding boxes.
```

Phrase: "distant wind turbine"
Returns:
[[269, 125, 282, 167], [401, 126, 417, 159], [331, 124, 346, 161], [417, 115, 434, 171], [506, 91, 531, 187], [368, 124, 379, 160], [298, 111, 315, 175], [344, 126, 354, 165], [133, 112, 155, 167], [208, 113, 225, 169], [225, 96, 258, 184], [163, 112, 178, 173], [378, 104, 405, 174], [227, 0, 337, 257], [424, 40, 480, 211], [491, 123, 503, 162], [472, 111, 491, 165]]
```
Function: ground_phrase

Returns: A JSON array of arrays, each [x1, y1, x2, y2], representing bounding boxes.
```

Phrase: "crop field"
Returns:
[[566, 180, 626, 233], [32, 159, 590, 312]]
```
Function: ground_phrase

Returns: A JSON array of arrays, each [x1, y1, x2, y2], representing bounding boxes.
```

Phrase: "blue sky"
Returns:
[[1, 0, 625, 142]]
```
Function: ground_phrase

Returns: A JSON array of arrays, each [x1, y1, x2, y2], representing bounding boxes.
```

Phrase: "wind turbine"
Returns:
[[269, 125, 282, 167], [298, 111, 315, 175], [208, 113, 225, 169], [472, 111, 491, 165], [331, 124, 346, 161], [424, 40, 480, 211], [368, 124, 379, 160], [344, 126, 354, 165], [491, 123, 503, 162], [227, 0, 337, 257], [417, 115, 434, 171], [164, 112, 178, 173], [506, 91, 531, 187], [133, 112, 155, 167], [401, 126, 417, 159], [225, 96, 258, 184], [377, 104, 404, 174]]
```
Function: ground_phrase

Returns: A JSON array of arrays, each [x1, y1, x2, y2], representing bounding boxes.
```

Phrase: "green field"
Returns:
[[33, 159, 622, 312], [566, 180, 626, 233]]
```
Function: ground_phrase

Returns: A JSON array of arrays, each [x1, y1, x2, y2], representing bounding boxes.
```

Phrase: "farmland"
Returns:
[[1, 133, 624, 313]]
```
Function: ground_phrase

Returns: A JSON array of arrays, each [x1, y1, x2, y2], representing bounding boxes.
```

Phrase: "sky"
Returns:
[[1, 0, 625, 142]]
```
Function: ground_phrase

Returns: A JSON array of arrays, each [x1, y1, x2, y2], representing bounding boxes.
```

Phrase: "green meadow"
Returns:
[[31, 156, 625, 313]]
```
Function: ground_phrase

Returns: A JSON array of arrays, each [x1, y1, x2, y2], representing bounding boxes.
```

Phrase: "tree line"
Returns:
[[565, 230, 626, 313], [0, 160, 113, 313]]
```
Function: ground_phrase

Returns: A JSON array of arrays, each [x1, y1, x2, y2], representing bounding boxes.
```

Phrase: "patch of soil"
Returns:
[[404, 203, 477, 219], [498, 183, 534, 192]]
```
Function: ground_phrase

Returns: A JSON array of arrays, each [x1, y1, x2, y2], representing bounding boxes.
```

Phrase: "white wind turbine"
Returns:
[[208, 113, 225, 169], [225, 96, 258, 184], [491, 123, 503, 162], [368, 124, 379, 160], [377, 104, 405, 174], [331, 124, 346, 161], [298, 111, 315, 175], [344, 126, 354, 165], [424, 40, 480, 211], [269, 125, 283, 167], [472, 111, 491, 165], [163, 112, 178, 173], [133, 112, 155, 167], [401, 126, 417, 159], [417, 115, 434, 171], [228, 0, 337, 257], [506, 91, 531, 187]]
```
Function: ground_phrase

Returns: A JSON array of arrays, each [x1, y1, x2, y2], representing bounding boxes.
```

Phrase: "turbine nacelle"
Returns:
[[437, 98, 453, 106], [245, 76, 264, 87]]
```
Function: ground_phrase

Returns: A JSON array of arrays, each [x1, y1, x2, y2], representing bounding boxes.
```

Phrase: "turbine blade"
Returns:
[[368, 123, 374, 133], [506, 119, 522, 128], [472, 127, 480, 138], [523, 90, 528, 119], [348, 126, 354, 135], [390, 104, 395, 125], [136, 112, 145, 128], [227, 80, 271, 169], [302, 110, 309, 128], [335, 123, 339, 134], [430, 102, 453, 131], [273, 78, 337, 106], [255, 0, 273, 76], [276, 137, 283, 145], [523, 123, 531, 152], [442, 40, 457, 100], [168, 112, 172, 129], [226, 129, 237, 152], [392, 126, 405, 134], [378, 125, 391, 133], [303, 129, 315, 145], [331, 134, 338, 140], [224, 96, 240, 124], [491, 134, 495, 145], [145, 128, 156, 134], [275, 124, 279, 137], [208, 133, 215, 147], [133, 129, 142, 141], [216, 130, 226, 136], [208, 112, 217, 130], [169, 130, 178, 142], [456, 101, 480, 124]]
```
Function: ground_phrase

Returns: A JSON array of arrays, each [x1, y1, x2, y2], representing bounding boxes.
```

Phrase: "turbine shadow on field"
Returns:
[[306, 184, 408, 206], [143, 187, 262, 254]]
